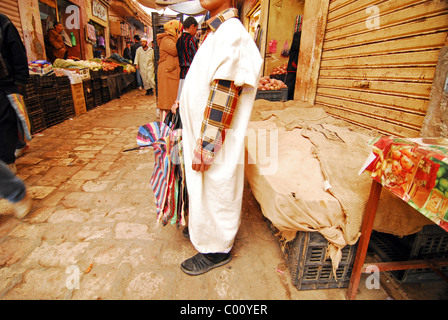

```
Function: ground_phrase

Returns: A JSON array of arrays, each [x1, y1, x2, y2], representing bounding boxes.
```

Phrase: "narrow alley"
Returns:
[[0, 89, 442, 301]]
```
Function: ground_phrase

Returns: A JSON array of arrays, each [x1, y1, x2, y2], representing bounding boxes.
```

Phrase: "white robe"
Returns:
[[179, 18, 263, 253], [134, 46, 155, 90]]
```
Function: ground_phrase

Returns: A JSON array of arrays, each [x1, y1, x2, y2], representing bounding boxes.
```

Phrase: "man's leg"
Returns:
[[0, 160, 32, 218], [0, 91, 18, 165]]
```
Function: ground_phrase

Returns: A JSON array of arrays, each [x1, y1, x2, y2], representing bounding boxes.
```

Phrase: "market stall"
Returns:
[[245, 99, 440, 291], [25, 57, 137, 134]]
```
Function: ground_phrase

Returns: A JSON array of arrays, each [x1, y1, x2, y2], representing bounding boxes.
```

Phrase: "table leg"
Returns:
[[347, 180, 382, 300]]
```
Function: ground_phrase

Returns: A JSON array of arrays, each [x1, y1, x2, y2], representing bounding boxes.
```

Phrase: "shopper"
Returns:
[[123, 41, 133, 61], [45, 21, 68, 63], [0, 13, 29, 175], [177, 0, 263, 275], [131, 35, 143, 89], [176, 16, 198, 81], [156, 19, 182, 120], [0, 160, 33, 218], [134, 37, 155, 96]]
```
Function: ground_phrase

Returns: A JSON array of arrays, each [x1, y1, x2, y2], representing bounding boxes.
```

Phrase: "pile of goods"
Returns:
[[124, 64, 136, 73], [28, 60, 54, 76], [53, 58, 102, 71], [271, 64, 287, 75], [99, 60, 121, 72], [52, 57, 135, 73], [257, 76, 287, 91]]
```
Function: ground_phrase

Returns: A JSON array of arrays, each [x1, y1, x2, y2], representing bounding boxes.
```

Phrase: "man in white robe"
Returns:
[[178, 1, 263, 275], [134, 37, 155, 96]]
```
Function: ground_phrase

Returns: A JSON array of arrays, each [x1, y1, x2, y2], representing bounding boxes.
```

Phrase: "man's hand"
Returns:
[[171, 100, 179, 114], [192, 148, 211, 172]]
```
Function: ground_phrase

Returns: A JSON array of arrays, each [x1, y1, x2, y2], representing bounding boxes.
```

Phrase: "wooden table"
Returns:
[[347, 137, 448, 300]]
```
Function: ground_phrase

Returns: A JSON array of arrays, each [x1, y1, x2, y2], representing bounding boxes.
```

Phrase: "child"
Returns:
[[178, 0, 263, 275]]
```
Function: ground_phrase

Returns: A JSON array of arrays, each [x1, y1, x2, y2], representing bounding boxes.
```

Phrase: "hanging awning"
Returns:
[[135, 0, 157, 9]]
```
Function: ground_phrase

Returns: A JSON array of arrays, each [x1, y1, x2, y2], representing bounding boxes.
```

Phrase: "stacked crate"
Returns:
[[370, 225, 448, 283], [56, 76, 76, 118], [100, 76, 110, 104], [91, 77, 102, 107], [36, 74, 66, 127], [82, 79, 95, 110], [24, 75, 46, 134]]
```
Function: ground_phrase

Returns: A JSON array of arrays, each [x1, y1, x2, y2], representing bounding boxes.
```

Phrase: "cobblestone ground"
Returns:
[[0, 88, 423, 300]]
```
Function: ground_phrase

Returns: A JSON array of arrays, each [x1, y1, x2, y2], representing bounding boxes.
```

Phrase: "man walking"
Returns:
[[0, 13, 32, 218], [134, 37, 155, 96]]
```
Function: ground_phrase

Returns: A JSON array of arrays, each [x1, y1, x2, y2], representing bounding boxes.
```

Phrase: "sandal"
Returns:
[[181, 253, 232, 276]]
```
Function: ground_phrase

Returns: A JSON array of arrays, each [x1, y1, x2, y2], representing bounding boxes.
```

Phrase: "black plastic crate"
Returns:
[[41, 98, 61, 113], [28, 110, 46, 134], [24, 97, 42, 115], [61, 100, 75, 118], [39, 87, 58, 102], [255, 88, 288, 101], [23, 81, 37, 99], [90, 69, 103, 79], [100, 76, 108, 87], [369, 225, 448, 283], [35, 73, 56, 88], [44, 110, 65, 127], [101, 86, 110, 104], [56, 76, 71, 90], [85, 97, 95, 110], [265, 218, 356, 290]]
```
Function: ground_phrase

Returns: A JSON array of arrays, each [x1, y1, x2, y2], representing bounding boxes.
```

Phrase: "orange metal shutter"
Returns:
[[315, 0, 448, 137]]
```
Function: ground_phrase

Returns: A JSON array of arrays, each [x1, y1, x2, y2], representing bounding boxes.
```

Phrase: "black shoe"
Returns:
[[181, 253, 231, 276]]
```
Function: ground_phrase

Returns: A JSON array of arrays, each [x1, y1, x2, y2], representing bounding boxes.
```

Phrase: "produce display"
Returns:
[[53, 58, 102, 71], [257, 76, 287, 91], [52, 57, 135, 73], [271, 64, 287, 75]]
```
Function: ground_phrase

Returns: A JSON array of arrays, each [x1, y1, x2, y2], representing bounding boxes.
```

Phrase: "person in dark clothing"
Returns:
[[123, 41, 132, 61], [131, 35, 143, 89], [0, 13, 33, 219], [172, 16, 198, 114], [285, 31, 301, 101], [0, 12, 29, 172], [176, 16, 198, 80]]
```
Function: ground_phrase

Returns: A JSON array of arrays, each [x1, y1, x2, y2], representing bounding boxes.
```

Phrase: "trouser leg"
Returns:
[[0, 160, 26, 203], [0, 91, 18, 164]]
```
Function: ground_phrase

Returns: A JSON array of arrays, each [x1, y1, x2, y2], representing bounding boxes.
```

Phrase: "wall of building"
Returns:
[[18, 0, 46, 61]]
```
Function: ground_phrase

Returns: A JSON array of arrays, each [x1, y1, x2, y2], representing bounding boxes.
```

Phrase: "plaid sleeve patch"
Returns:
[[194, 79, 242, 165]]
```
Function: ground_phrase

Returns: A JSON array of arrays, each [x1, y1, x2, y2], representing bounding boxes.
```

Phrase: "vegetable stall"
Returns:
[[25, 57, 137, 134]]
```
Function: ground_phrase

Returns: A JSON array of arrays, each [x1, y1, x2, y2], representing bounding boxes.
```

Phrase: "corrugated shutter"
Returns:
[[315, 0, 448, 137], [0, 0, 24, 41]]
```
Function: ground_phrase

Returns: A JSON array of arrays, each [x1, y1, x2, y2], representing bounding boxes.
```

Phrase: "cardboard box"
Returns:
[[71, 83, 86, 115], [29, 62, 54, 76]]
